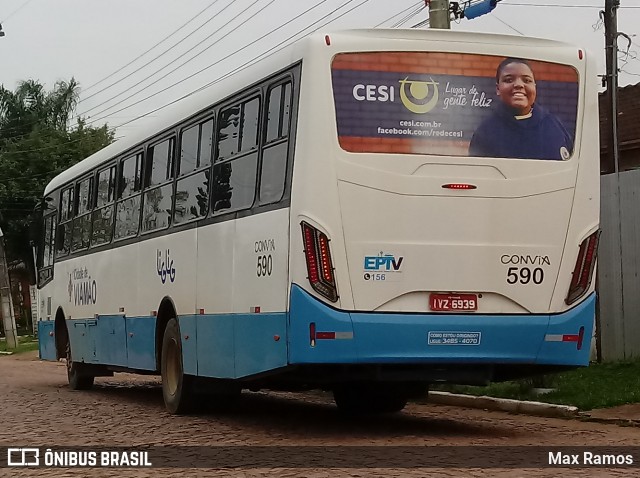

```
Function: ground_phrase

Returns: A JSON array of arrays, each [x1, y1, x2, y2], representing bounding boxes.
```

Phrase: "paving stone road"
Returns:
[[1, 352, 639, 477]]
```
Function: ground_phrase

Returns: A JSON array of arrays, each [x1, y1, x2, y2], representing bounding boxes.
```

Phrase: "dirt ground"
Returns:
[[1, 351, 639, 477]]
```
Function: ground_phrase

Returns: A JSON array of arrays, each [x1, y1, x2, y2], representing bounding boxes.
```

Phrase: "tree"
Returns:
[[0, 79, 115, 271]]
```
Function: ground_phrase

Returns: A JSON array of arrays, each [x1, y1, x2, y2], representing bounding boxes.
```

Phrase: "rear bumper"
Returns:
[[288, 285, 594, 367]]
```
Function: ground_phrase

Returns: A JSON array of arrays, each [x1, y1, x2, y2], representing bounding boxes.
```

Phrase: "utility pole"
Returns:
[[428, 0, 451, 29], [0, 227, 18, 349], [604, 0, 620, 175], [600, 0, 623, 362]]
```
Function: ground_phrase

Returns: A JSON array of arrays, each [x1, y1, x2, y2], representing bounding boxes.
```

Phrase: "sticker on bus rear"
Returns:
[[428, 331, 481, 346], [363, 252, 404, 282]]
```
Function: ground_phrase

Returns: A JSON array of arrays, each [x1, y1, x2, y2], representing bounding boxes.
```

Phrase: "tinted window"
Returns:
[[259, 143, 287, 205], [200, 119, 214, 165], [179, 124, 199, 175], [174, 170, 209, 224], [93, 165, 116, 247], [212, 153, 257, 214], [96, 166, 116, 208], [120, 153, 143, 198], [240, 98, 259, 151], [115, 153, 143, 240], [260, 81, 292, 205], [179, 118, 214, 175], [114, 196, 141, 240], [218, 105, 240, 160], [147, 138, 174, 186], [266, 82, 291, 142], [60, 187, 74, 222], [218, 98, 260, 160], [142, 183, 172, 232], [71, 215, 91, 252], [70, 177, 93, 252], [42, 214, 56, 268], [76, 177, 93, 215], [91, 207, 113, 246]]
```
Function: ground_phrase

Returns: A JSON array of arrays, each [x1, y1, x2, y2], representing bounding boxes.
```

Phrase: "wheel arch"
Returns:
[[54, 307, 68, 360], [155, 296, 178, 372]]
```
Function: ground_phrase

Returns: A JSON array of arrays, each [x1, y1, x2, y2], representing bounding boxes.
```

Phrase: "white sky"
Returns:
[[1, 0, 639, 138]]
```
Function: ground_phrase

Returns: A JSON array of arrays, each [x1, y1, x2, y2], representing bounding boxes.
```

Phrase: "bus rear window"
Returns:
[[331, 52, 579, 161]]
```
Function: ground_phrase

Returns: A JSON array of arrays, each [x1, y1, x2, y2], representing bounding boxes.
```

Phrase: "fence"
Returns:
[[598, 169, 640, 361]]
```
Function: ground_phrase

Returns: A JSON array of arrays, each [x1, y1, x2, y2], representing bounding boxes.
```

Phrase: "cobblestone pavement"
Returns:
[[1, 352, 639, 477]]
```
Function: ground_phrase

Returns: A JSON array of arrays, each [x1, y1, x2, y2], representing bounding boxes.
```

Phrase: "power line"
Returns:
[[491, 14, 525, 35], [502, 2, 640, 8], [84, 0, 344, 128], [376, 1, 424, 28], [77, 0, 270, 119], [81, 0, 224, 93], [0, 0, 36, 22], [113, 0, 375, 131], [77, 0, 233, 107], [1, 0, 419, 161]]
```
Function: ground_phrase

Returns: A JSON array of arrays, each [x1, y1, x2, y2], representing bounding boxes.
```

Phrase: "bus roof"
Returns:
[[44, 28, 583, 195]]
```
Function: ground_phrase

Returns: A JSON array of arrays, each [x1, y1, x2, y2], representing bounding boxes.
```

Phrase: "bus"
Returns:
[[35, 29, 600, 415]]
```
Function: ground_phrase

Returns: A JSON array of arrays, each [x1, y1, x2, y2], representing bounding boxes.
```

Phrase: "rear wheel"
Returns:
[[65, 341, 94, 390], [333, 383, 408, 414], [161, 318, 195, 414]]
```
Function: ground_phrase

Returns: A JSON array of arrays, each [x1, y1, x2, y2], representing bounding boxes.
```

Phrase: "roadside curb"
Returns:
[[428, 391, 579, 418]]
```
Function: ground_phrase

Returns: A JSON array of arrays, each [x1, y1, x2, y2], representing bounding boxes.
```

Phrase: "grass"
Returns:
[[0, 335, 40, 355], [433, 359, 640, 411]]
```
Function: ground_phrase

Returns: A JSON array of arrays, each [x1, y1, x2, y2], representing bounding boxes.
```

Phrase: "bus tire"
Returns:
[[333, 384, 408, 414], [65, 341, 94, 390], [161, 318, 195, 414]]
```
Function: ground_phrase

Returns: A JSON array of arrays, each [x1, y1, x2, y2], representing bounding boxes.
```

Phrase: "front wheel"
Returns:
[[161, 318, 195, 414], [65, 341, 94, 390]]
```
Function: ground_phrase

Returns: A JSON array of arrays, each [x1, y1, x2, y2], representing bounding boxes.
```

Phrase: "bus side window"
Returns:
[[91, 165, 116, 247], [41, 214, 56, 268], [114, 153, 143, 240], [142, 138, 175, 232], [213, 97, 260, 214], [37, 212, 57, 287], [71, 176, 93, 252], [260, 81, 291, 205], [57, 187, 74, 257], [174, 118, 213, 225]]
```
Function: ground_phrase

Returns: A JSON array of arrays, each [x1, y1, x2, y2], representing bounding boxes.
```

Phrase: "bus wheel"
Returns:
[[161, 318, 195, 414], [333, 384, 408, 414], [65, 341, 94, 390]]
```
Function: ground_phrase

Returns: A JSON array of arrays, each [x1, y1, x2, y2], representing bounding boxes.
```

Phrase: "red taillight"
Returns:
[[566, 231, 600, 305], [442, 183, 477, 190], [301, 222, 338, 302], [302, 225, 319, 284]]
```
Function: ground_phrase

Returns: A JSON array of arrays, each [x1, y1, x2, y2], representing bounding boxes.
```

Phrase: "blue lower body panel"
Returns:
[[288, 285, 594, 367], [37, 320, 57, 361], [39, 312, 288, 380]]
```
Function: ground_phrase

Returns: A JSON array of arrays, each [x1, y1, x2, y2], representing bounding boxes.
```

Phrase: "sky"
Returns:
[[0, 0, 639, 139]]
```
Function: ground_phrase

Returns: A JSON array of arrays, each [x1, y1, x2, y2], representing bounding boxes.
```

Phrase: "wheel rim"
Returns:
[[165, 337, 180, 396]]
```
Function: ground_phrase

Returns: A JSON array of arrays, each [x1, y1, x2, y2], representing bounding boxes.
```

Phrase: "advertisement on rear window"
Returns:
[[331, 52, 579, 160]]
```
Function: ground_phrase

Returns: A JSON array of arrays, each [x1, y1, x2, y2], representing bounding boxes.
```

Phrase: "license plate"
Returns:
[[429, 293, 478, 311]]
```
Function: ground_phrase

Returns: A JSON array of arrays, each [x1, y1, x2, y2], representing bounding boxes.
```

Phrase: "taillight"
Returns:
[[565, 231, 600, 305], [301, 222, 338, 302]]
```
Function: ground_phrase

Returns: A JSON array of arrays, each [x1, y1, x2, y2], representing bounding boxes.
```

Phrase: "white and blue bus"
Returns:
[[36, 29, 600, 414]]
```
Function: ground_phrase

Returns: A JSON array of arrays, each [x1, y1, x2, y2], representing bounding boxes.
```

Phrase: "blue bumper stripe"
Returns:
[[288, 285, 594, 367]]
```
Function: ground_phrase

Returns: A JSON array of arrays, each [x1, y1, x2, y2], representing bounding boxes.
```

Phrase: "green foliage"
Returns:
[[433, 360, 640, 410], [0, 79, 115, 267], [0, 335, 39, 354]]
